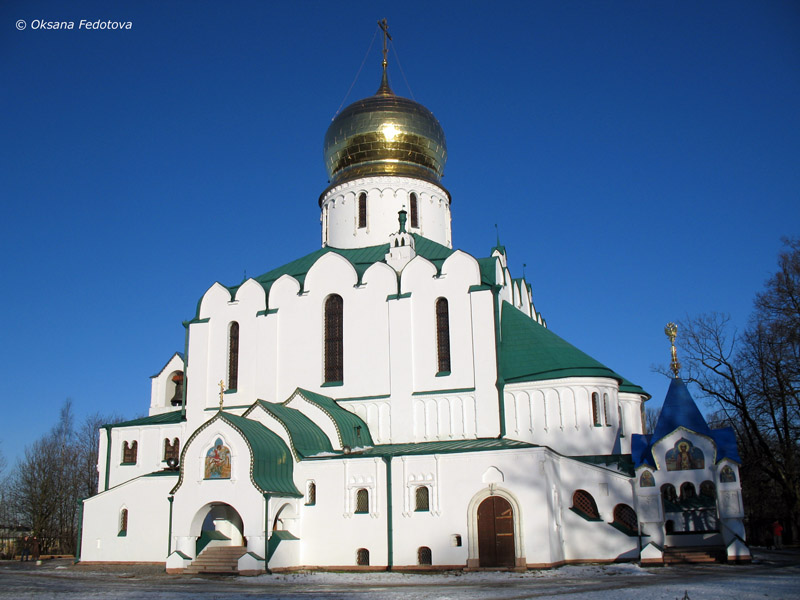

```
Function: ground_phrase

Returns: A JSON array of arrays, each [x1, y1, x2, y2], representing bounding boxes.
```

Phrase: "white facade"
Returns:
[[79, 62, 747, 572]]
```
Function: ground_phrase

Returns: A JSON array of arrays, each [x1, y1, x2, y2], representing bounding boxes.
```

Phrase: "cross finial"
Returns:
[[664, 322, 681, 378], [218, 380, 225, 410], [378, 19, 392, 71]]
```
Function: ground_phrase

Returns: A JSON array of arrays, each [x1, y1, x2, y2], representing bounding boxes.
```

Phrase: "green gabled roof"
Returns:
[[500, 301, 622, 384], [619, 377, 649, 397], [294, 388, 373, 447], [218, 413, 302, 497], [104, 410, 185, 429], [308, 438, 537, 458], [248, 400, 334, 459], [477, 257, 499, 286], [570, 454, 635, 476]]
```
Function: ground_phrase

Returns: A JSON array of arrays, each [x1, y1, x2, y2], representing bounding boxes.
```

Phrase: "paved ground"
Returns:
[[1, 548, 798, 599]]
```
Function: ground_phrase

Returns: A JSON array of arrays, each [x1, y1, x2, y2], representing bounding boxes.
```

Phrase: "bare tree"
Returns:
[[678, 238, 800, 542]]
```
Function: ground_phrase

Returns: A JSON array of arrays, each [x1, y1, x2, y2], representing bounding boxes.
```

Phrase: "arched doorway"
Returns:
[[194, 503, 244, 556], [477, 496, 515, 567]]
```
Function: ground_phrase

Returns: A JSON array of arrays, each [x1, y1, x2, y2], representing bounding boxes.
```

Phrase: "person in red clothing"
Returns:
[[771, 520, 784, 549]]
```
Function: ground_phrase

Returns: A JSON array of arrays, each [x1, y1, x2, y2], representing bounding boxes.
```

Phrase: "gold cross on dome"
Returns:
[[378, 18, 392, 70], [664, 322, 681, 378], [218, 380, 225, 410]]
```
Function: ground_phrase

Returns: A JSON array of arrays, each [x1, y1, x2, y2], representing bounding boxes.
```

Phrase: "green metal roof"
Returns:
[[219, 413, 302, 497], [570, 454, 635, 476], [293, 388, 374, 448], [308, 438, 537, 459], [500, 301, 622, 384], [247, 400, 334, 459], [619, 377, 649, 397], [104, 411, 185, 429]]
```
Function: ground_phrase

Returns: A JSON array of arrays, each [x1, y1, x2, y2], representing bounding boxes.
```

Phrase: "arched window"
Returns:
[[613, 504, 638, 533], [572, 490, 599, 519], [435, 298, 451, 374], [358, 192, 367, 229], [118, 508, 128, 536], [591, 393, 601, 426], [417, 546, 432, 565], [122, 441, 137, 465], [163, 438, 180, 462], [661, 483, 677, 509], [324, 294, 344, 383], [700, 480, 716, 498], [228, 321, 239, 391], [415, 486, 430, 512], [356, 548, 370, 566], [409, 192, 419, 228], [355, 488, 369, 514], [168, 371, 184, 406], [603, 393, 610, 426], [680, 482, 696, 501], [306, 481, 316, 506]]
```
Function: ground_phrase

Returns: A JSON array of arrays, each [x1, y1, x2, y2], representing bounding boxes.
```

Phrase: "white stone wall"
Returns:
[[321, 176, 452, 250]]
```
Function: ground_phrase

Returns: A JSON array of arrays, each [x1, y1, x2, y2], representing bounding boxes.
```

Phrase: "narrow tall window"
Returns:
[[591, 393, 601, 426], [435, 298, 451, 374], [358, 192, 367, 229], [618, 406, 624, 436], [409, 192, 419, 228], [603, 393, 610, 426], [306, 481, 317, 506], [164, 438, 180, 462], [324, 295, 344, 383], [355, 488, 369, 514], [122, 441, 138, 464], [119, 509, 128, 536], [228, 321, 239, 390], [356, 548, 370, 566], [415, 486, 430, 512]]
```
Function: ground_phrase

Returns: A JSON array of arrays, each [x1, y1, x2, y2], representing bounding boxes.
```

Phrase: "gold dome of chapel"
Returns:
[[323, 70, 448, 188]]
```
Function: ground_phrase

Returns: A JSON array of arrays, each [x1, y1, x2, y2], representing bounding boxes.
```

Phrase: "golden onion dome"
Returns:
[[323, 71, 447, 188]]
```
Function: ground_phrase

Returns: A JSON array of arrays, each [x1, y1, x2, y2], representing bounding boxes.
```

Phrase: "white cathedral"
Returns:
[[79, 41, 750, 573]]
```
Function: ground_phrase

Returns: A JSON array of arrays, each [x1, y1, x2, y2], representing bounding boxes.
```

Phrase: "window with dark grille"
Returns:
[[661, 483, 677, 504], [435, 298, 451, 374], [603, 393, 610, 426], [119, 509, 128, 536], [228, 321, 239, 390], [415, 486, 430, 512], [356, 548, 370, 566], [122, 441, 137, 464], [680, 482, 696, 501], [613, 504, 638, 532], [572, 490, 599, 519], [306, 481, 316, 506], [700, 481, 716, 498], [358, 193, 367, 229], [410, 192, 418, 228], [324, 295, 344, 383], [591, 393, 601, 426], [164, 438, 180, 462], [355, 488, 369, 513], [417, 546, 432, 565]]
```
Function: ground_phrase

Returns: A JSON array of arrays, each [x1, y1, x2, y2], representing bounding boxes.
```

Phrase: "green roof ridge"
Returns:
[[251, 400, 334, 459], [306, 438, 536, 458], [294, 388, 373, 448], [104, 411, 185, 429], [499, 301, 622, 384]]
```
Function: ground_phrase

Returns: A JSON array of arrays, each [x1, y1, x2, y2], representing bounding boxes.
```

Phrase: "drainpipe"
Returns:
[[167, 495, 174, 556], [75, 499, 85, 563], [491, 285, 506, 437], [263, 493, 271, 573], [382, 456, 394, 570], [103, 426, 113, 491]]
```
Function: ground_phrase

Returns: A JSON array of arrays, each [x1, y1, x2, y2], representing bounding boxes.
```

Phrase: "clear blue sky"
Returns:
[[1, 1, 798, 466]]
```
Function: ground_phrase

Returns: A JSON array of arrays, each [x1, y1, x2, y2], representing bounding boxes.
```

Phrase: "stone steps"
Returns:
[[664, 546, 725, 564], [185, 545, 247, 574]]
